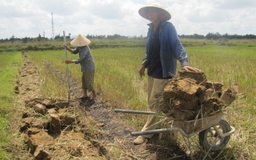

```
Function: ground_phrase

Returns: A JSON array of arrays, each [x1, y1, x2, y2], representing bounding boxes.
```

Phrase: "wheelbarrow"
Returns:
[[114, 109, 235, 152]]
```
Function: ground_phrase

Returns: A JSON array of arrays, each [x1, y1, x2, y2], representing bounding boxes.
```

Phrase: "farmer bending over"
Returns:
[[64, 34, 97, 100]]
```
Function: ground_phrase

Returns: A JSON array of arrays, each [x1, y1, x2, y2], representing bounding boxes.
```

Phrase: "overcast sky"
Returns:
[[0, 0, 256, 39]]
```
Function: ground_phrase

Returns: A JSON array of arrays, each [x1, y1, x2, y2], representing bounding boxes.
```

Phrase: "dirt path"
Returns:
[[8, 52, 189, 160]]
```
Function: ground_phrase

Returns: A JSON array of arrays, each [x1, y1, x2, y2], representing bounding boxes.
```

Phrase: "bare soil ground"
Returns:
[[6, 53, 191, 160]]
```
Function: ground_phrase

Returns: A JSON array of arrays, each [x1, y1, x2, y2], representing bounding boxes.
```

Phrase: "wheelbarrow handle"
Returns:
[[214, 126, 236, 138], [131, 128, 173, 136], [114, 109, 155, 115]]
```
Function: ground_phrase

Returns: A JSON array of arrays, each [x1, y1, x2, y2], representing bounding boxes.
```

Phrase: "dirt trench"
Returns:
[[7, 53, 189, 160]]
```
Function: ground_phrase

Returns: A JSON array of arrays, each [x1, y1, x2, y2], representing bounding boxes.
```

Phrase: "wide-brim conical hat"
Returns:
[[70, 34, 91, 47], [138, 3, 171, 21]]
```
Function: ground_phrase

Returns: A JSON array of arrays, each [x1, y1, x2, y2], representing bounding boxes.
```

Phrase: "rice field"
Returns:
[[0, 38, 256, 159]]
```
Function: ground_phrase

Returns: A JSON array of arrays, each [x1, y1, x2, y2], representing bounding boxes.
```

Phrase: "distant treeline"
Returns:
[[1, 32, 256, 43], [180, 33, 256, 40], [0, 34, 140, 43]]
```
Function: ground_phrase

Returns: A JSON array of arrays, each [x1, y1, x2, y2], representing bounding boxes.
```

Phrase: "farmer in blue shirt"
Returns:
[[134, 3, 201, 145], [64, 34, 96, 100]]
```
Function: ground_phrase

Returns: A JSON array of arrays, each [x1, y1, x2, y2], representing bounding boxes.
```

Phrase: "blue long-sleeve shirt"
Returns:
[[142, 21, 188, 78], [72, 46, 95, 72]]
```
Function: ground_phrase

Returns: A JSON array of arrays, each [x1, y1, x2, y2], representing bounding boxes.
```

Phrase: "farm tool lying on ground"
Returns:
[[115, 69, 237, 156]]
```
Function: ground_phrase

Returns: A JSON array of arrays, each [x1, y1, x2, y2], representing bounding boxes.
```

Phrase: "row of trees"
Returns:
[[1, 33, 256, 43], [0, 33, 135, 43], [180, 33, 256, 39]]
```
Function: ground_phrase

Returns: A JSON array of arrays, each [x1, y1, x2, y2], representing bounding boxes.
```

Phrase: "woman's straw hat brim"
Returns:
[[138, 3, 171, 21], [70, 34, 91, 47]]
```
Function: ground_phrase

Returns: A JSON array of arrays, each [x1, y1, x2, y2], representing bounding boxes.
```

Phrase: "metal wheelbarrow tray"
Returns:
[[173, 111, 224, 135]]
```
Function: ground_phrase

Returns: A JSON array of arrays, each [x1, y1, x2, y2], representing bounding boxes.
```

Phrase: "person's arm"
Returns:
[[182, 65, 202, 72], [139, 54, 148, 78], [63, 45, 77, 64], [167, 23, 201, 72], [139, 63, 146, 78], [65, 60, 75, 64], [139, 26, 152, 78], [64, 45, 73, 52], [167, 23, 188, 67]]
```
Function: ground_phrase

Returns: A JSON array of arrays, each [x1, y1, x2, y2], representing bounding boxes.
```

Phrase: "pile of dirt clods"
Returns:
[[19, 98, 107, 160], [161, 69, 237, 121]]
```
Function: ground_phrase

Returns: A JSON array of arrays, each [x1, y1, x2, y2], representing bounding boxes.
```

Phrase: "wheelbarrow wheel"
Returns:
[[199, 119, 231, 151]]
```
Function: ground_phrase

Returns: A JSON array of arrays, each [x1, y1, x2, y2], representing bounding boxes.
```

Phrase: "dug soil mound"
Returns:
[[7, 53, 193, 160], [162, 69, 237, 121]]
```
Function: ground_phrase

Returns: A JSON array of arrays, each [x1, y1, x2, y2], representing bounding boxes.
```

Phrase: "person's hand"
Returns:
[[65, 60, 73, 64], [182, 65, 202, 73], [139, 65, 145, 78], [63, 45, 68, 50]]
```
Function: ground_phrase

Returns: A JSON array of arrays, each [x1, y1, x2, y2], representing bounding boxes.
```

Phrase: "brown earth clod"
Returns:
[[162, 69, 237, 121]]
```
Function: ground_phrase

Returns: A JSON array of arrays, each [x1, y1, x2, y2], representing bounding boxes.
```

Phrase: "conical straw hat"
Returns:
[[70, 34, 91, 47], [138, 3, 171, 21]]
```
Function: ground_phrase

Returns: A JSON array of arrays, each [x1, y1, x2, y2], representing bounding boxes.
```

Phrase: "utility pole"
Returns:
[[51, 12, 54, 40]]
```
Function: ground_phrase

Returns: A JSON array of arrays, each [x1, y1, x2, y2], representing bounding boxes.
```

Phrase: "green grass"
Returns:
[[0, 52, 22, 159], [25, 50, 72, 98]]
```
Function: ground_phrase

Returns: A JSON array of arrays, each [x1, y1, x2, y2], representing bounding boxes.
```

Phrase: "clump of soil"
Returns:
[[20, 98, 108, 159], [162, 69, 237, 121]]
